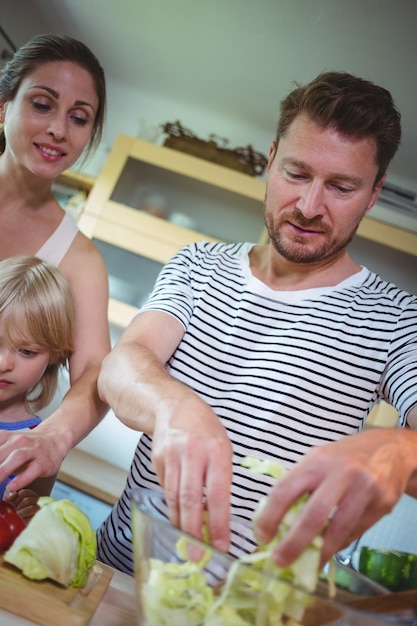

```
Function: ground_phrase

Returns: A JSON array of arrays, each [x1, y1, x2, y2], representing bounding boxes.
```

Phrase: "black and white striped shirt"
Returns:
[[97, 241, 417, 575]]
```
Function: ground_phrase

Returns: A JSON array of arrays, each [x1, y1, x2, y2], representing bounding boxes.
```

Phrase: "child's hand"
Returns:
[[4, 489, 40, 523]]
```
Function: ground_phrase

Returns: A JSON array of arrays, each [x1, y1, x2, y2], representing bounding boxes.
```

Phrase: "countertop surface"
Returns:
[[57, 447, 128, 506], [0, 566, 138, 626]]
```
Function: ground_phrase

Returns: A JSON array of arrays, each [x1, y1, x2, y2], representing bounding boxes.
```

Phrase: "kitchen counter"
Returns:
[[89, 567, 138, 626], [4, 562, 417, 626], [57, 447, 128, 506], [0, 566, 138, 626]]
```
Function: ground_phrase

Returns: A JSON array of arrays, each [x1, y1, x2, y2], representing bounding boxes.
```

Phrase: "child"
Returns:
[[0, 256, 75, 521]]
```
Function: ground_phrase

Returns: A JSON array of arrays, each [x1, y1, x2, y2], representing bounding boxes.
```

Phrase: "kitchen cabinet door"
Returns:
[[77, 134, 267, 330]]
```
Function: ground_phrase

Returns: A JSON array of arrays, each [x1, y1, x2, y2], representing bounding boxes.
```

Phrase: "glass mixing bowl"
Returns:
[[131, 488, 417, 626]]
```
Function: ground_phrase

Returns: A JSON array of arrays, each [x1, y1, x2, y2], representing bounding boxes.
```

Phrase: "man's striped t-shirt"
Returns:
[[97, 240, 417, 575]]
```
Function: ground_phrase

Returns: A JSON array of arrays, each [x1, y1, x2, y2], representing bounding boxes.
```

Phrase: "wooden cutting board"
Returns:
[[0, 556, 114, 626]]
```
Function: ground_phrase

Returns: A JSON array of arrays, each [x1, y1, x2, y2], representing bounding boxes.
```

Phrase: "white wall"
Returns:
[[79, 76, 273, 181]]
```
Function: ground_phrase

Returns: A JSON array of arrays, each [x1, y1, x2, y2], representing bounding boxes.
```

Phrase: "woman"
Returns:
[[0, 34, 111, 495]]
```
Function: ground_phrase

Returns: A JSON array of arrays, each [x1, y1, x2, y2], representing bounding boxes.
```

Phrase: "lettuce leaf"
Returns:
[[4, 497, 96, 587], [140, 456, 323, 626]]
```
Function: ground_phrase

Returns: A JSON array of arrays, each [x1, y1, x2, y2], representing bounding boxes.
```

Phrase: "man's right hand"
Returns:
[[98, 310, 234, 552], [152, 395, 233, 553]]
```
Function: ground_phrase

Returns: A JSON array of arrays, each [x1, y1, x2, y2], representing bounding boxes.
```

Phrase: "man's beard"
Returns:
[[264, 207, 358, 264]]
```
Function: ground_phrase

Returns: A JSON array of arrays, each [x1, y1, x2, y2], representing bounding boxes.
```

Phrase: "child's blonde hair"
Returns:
[[0, 256, 76, 411]]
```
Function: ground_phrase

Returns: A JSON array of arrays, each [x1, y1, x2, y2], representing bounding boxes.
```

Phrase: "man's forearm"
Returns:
[[97, 342, 192, 434]]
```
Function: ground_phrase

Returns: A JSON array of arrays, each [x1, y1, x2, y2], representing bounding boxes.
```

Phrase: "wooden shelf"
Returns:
[[357, 213, 417, 257], [56, 169, 95, 193]]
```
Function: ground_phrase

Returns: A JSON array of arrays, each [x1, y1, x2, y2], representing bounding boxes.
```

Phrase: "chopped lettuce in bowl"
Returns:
[[131, 457, 323, 626]]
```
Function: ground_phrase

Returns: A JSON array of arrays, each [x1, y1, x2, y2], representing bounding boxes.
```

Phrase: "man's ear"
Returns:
[[267, 141, 277, 171]]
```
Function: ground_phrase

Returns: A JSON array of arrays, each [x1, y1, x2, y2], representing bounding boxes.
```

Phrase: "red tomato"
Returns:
[[0, 517, 12, 551], [0, 500, 17, 517], [4, 512, 26, 541], [0, 503, 26, 552]]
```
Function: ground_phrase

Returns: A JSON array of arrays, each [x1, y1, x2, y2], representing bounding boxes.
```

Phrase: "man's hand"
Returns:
[[254, 428, 417, 567], [152, 395, 233, 553], [99, 311, 235, 553]]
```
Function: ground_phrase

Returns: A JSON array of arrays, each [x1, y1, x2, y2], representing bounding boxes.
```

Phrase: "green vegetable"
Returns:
[[204, 542, 319, 625], [4, 497, 96, 587], [359, 547, 417, 593], [241, 456, 287, 481], [142, 559, 215, 626], [139, 456, 323, 626]]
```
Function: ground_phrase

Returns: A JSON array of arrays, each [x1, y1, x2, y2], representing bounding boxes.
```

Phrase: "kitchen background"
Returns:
[[1, 0, 417, 545]]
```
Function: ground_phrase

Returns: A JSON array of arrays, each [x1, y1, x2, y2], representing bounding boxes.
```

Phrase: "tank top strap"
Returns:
[[36, 211, 79, 267]]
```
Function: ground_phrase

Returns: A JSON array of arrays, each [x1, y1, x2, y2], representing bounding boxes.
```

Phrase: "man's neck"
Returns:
[[249, 244, 362, 291]]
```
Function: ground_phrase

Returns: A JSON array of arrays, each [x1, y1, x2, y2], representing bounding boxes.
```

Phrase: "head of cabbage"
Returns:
[[4, 497, 96, 587]]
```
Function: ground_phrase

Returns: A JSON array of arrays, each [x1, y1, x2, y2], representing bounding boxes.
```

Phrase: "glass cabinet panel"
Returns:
[[93, 238, 162, 309], [110, 156, 265, 243]]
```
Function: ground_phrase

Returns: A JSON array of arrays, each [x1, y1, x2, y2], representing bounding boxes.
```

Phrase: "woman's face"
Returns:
[[1, 60, 99, 179]]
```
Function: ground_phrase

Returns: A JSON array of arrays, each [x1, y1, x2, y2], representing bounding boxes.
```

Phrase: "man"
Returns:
[[96, 71, 417, 575]]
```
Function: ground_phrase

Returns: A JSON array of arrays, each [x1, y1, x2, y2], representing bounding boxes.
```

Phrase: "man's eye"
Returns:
[[287, 171, 306, 180], [334, 185, 353, 194]]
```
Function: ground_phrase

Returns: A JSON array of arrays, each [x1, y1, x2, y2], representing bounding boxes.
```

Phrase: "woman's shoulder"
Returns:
[[62, 229, 107, 271]]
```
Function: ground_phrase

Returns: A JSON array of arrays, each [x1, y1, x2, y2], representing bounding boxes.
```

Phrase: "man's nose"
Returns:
[[297, 181, 325, 218]]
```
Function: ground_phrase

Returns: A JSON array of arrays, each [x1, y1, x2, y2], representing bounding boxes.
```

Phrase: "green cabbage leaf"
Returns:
[[4, 497, 96, 587], [141, 456, 323, 625]]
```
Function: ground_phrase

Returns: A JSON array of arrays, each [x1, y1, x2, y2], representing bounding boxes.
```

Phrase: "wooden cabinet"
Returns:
[[76, 133, 267, 330], [56, 169, 95, 193]]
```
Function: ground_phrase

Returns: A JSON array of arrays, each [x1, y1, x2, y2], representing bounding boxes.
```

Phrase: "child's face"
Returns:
[[0, 320, 50, 406]]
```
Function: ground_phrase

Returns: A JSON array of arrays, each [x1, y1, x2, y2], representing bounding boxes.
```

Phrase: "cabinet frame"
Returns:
[[77, 134, 268, 328]]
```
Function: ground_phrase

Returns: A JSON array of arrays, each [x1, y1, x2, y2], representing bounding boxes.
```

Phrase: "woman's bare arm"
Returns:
[[0, 235, 111, 491]]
